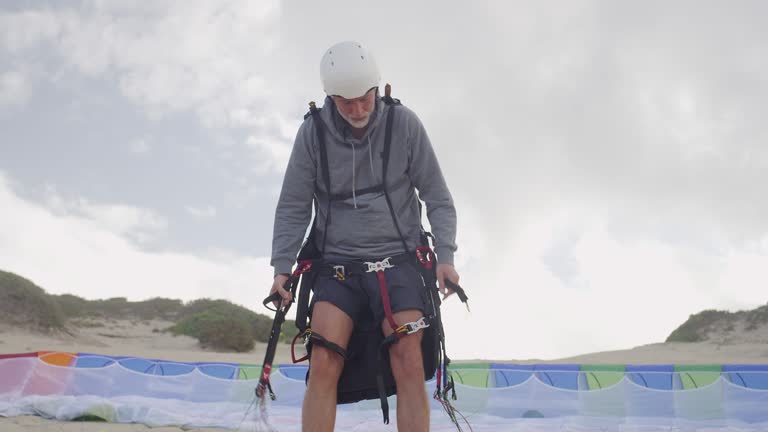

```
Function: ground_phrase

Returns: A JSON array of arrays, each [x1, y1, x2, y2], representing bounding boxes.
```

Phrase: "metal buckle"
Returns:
[[403, 317, 430, 334], [333, 265, 346, 281], [364, 257, 394, 272]]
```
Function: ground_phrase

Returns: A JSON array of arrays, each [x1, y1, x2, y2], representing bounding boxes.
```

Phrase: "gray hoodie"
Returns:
[[270, 95, 457, 275]]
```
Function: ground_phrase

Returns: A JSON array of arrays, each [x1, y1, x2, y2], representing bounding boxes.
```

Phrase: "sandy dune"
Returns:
[[0, 319, 293, 365]]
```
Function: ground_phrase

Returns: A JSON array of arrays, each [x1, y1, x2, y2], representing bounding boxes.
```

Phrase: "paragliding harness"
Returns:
[[259, 85, 470, 429]]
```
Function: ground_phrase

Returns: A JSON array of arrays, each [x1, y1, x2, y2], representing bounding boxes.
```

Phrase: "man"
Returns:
[[270, 41, 460, 432]]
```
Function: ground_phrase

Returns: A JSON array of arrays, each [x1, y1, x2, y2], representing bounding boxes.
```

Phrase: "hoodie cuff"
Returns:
[[272, 259, 295, 276], [435, 247, 455, 266]]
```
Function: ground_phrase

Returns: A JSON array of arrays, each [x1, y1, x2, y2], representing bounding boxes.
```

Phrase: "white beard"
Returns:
[[337, 108, 371, 129]]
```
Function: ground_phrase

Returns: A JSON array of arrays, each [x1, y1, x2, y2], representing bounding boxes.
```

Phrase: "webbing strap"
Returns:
[[329, 184, 383, 201], [381, 104, 410, 254], [375, 271, 401, 335], [310, 102, 332, 254], [307, 330, 348, 360]]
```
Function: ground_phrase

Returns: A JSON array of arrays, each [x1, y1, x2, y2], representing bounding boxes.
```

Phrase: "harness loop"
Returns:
[[415, 245, 435, 270]]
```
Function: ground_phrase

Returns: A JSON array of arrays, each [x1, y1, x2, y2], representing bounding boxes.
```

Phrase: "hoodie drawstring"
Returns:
[[368, 136, 376, 184], [351, 142, 357, 208]]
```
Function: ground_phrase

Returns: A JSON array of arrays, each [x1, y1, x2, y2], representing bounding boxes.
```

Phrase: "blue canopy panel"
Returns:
[[277, 364, 309, 380], [723, 365, 768, 389], [626, 364, 676, 390], [75, 353, 241, 378]]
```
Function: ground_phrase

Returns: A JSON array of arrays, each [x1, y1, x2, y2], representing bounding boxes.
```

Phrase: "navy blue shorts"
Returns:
[[311, 258, 427, 327]]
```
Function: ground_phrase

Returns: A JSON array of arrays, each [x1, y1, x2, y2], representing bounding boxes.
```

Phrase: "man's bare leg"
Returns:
[[302, 301, 353, 432], [383, 309, 429, 432]]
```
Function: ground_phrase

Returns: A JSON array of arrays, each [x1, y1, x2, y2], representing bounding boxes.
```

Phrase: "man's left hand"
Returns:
[[436, 263, 460, 300]]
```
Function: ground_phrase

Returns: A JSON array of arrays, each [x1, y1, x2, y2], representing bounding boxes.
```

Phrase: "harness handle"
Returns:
[[255, 260, 314, 401], [444, 279, 470, 310]]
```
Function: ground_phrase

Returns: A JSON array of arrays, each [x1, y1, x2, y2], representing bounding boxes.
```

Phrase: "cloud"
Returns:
[[0, 172, 272, 311], [0, 9, 64, 53], [129, 138, 151, 155], [40, 185, 167, 245], [185, 205, 217, 220], [245, 134, 293, 175], [443, 206, 768, 360], [0, 2, 281, 122], [1, 1, 299, 175], [0, 70, 30, 107]]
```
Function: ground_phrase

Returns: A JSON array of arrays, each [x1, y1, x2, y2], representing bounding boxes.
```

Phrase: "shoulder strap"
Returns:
[[380, 85, 409, 254], [308, 102, 331, 254], [381, 83, 401, 106]]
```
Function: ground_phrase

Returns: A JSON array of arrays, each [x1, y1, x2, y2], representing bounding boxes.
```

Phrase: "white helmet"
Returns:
[[320, 41, 380, 99]]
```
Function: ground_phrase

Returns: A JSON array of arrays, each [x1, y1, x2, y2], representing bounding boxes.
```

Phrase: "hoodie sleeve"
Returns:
[[270, 119, 317, 275], [405, 109, 458, 265]]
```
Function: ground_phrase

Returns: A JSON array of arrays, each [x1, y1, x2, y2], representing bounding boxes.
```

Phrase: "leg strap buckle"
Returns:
[[364, 257, 394, 272], [397, 316, 430, 335]]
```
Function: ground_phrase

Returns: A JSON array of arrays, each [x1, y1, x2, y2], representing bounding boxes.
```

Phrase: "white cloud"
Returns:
[[245, 134, 292, 175], [0, 9, 64, 53], [47, 1, 281, 123], [0, 173, 272, 311], [0, 70, 31, 107], [41, 186, 167, 245], [442, 204, 768, 360], [185, 205, 217, 220], [129, 138, 151, 155], [239, 112, 301, 174], [1, 1, 294, 173]]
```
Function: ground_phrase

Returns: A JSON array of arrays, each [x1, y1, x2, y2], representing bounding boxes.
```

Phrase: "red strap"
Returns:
[[260, 364, 272, 384], [293, 260, 313, 277], [376, 271, 402, 337], [291, 332, 309, 363]]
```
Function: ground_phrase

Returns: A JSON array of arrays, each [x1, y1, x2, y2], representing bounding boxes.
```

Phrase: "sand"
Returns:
[[2, 319, 768, 430], [0, 415, 230, 432], [0, 319, 294, 364]]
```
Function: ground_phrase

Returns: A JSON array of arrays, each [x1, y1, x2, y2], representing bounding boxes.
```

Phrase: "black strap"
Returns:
[[295, 271, 315, 333], [381, 104, 410, 254], [377, 336, 398, 424], [308, 331, 349, 360], [329, 184, 384, 201], [328, 175, 411, 202], [310, 104, 332, 254]]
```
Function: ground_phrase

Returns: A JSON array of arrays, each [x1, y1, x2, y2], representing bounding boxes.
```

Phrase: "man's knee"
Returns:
[[309, 345, 345, 383], [389, 334, 425, 379]]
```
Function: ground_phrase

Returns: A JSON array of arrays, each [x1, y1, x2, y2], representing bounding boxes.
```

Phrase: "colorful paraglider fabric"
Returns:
[[2, 352, 768, 431]]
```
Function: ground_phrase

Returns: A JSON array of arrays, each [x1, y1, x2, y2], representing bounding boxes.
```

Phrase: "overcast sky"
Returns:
[[2, 1, 767, 361]]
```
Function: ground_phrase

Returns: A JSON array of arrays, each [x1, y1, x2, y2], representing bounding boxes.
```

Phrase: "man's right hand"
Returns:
[[270, 274, 292, 309]]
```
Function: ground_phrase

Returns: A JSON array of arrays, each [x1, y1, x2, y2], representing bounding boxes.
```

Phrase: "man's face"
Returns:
[[332, 88, 376, 129]]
